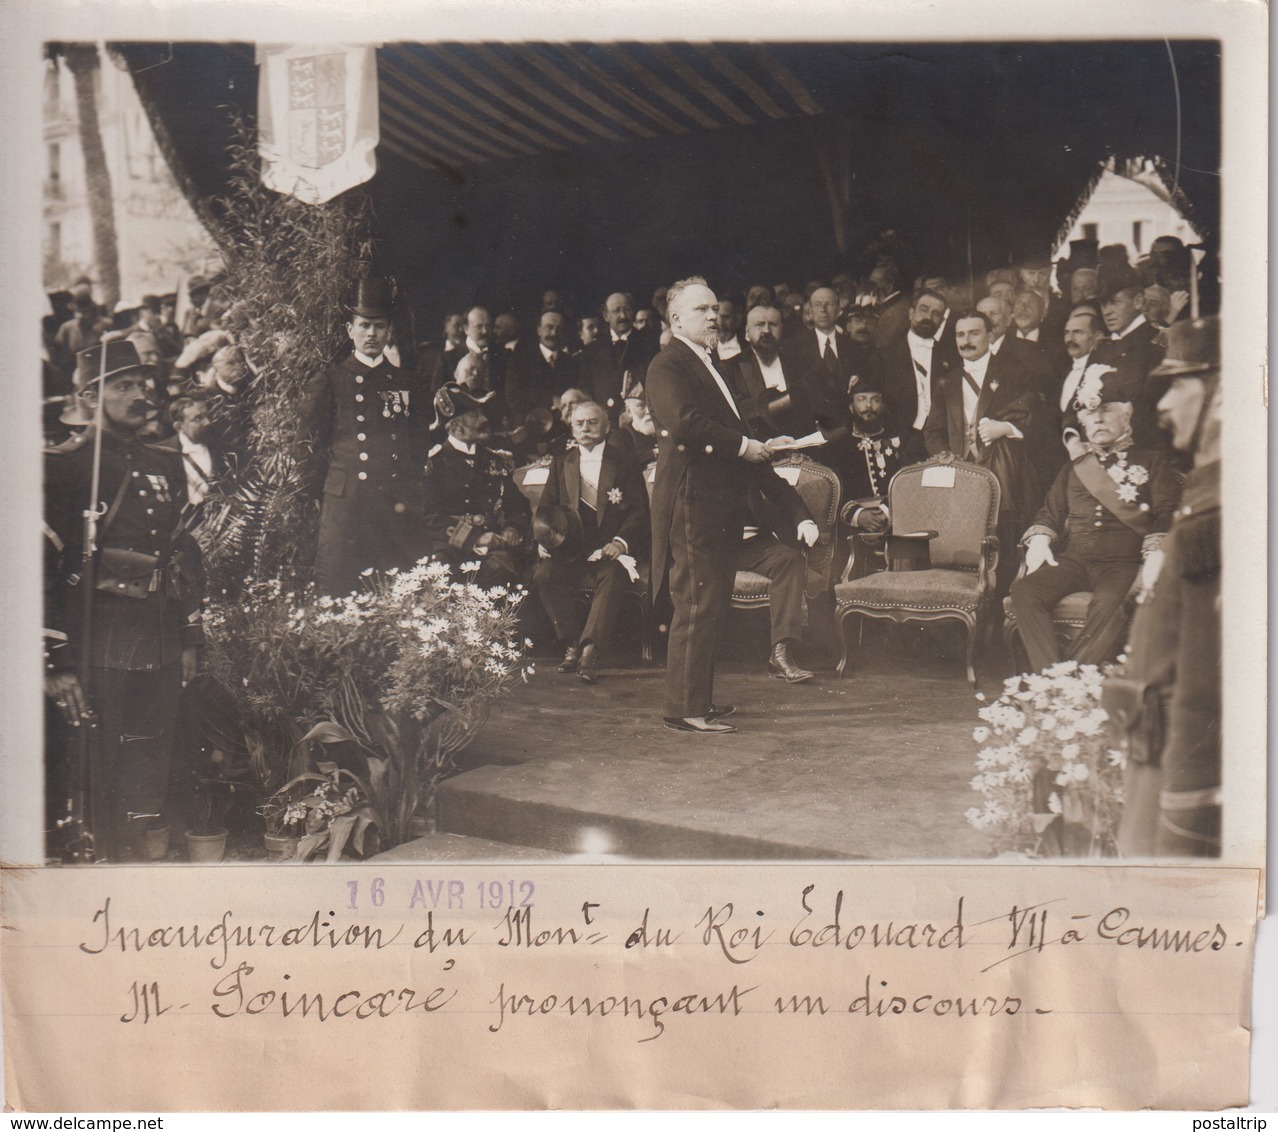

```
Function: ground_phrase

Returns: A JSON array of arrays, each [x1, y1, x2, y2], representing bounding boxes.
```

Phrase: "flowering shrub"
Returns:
[[203, 558, 533, 853], [965, 661, 1125, 857]]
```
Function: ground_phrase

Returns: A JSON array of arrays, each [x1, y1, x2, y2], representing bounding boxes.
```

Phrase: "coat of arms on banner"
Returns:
[[287, 53, 347, 169], [256, 44, 381, 205]]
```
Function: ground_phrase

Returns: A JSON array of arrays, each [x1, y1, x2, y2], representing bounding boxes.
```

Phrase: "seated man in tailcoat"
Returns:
[[533, 400, 650, 683], [1008, 366, 1179, 674], [422, 388, 531, 590]]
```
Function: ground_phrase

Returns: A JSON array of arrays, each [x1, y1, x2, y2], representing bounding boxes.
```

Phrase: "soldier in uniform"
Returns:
[[296, 277, 434, 595], [44, 340, 204, 861], [422, 388, 532, 589], [1116, 318, 1221, 857], [1009, 365, 1180, 674]]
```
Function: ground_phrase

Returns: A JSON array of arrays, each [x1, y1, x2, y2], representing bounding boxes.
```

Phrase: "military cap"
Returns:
[[1148, 317, 1220, 379]]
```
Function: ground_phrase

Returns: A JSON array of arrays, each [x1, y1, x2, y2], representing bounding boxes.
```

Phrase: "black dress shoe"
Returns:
[[768, 642, 814, 683], [662, 716, 737, 734], [558, 645, 580, 673], [706, 704, 736, 720], [577, 643, 598, 684]]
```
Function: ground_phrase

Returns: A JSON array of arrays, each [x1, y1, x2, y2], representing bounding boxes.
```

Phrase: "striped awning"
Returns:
[[369, 43, 824, 173]]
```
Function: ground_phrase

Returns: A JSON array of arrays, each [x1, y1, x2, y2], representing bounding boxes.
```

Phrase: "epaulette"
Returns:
[[488, 447, 515, 472], [47, 432, 90, 455]]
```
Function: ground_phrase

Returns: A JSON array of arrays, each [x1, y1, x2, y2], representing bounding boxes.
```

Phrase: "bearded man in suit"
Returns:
[[647, 277, 818, 734]]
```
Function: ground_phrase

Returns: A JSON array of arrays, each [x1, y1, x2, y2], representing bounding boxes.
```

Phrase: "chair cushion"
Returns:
[[1003, 591, 1092, 625], [732, 570, 771, 600], [836, 568, 980, 612]]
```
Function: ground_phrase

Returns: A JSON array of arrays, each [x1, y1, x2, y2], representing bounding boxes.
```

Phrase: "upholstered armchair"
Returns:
[[731, 453, 843, 612], [833, 458, 1001, 687]]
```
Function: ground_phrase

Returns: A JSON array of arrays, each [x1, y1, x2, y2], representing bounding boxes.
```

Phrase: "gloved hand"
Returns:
[[1025, 534, 1057, 574]]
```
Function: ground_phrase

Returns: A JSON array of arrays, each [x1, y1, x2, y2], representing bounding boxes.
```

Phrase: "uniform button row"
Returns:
[[355, 375, 365, 384], [356, 415, 365, 422], [358, 471, 367, 480], [357, 433, 366, 441], [359, 452, 369, 461]]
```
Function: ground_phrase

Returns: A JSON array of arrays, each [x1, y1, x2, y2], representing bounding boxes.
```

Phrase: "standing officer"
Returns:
[[1116, 317, 1221, 857], [296, 277, 433, 595], [44, 340, 203, 861]]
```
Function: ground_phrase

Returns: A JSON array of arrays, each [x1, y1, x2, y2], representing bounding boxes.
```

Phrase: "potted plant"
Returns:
[[965, 661, 1125, 858], [202, 559, 533, 860], [185, 763, 241, 862]]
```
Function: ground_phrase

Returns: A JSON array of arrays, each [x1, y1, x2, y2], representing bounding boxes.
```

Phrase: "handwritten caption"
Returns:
[[75, 879, 1237, 1043]]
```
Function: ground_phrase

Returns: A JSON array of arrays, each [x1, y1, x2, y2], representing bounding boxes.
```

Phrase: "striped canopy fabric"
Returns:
[[118, 40, 1219, 315]]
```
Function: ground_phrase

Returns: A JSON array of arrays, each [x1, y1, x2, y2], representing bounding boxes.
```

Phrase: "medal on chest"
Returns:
[[380, 389, 410, 419], [144, 473, 172, 504]]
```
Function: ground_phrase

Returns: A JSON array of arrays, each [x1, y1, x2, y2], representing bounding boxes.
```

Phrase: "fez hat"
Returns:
[[62, 340, 156, 426], [346, 276, 398, 319], [71, 292, 97, 313], [159, 291, 177, 305], [1148, 317, 1220, 379], [1072, 363, 1142, 411], [533, 504, 584, 559], [847, 366, 884, 397], [431, 381, 494, 431], [141, 294, 161, 312], [187, 274, 211, 295]]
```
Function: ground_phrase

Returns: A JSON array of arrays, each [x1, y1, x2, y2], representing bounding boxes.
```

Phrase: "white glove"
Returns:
[[1025, 535, 1057, 574], [1140, 549, 1165, 594], [797, 520, 819, 548], [538, 544, 551, 559]]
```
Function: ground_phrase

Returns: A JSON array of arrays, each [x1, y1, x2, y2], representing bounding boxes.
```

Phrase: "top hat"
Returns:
[[1148, 317, 1220, 380], [346, 276, 398, 320], [1065, 239, 1100, 269], [533, 504, 584, 559], [1098, 264, 1145, 302]]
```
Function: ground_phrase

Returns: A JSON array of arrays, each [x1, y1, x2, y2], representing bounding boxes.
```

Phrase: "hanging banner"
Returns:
[[256, 43, 380, 205]]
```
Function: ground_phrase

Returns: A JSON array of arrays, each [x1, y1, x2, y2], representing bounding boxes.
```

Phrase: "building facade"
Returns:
[[42, 52, 219, 303]]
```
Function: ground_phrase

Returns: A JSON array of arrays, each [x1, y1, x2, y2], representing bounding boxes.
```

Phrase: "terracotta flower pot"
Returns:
[[144, 825, 171, 862], [185, 828, 229, 862], [263, 832, 299, 860]]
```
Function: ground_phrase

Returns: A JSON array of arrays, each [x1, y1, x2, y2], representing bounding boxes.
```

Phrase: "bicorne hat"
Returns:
[[1072, 363, 1142, 411]]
